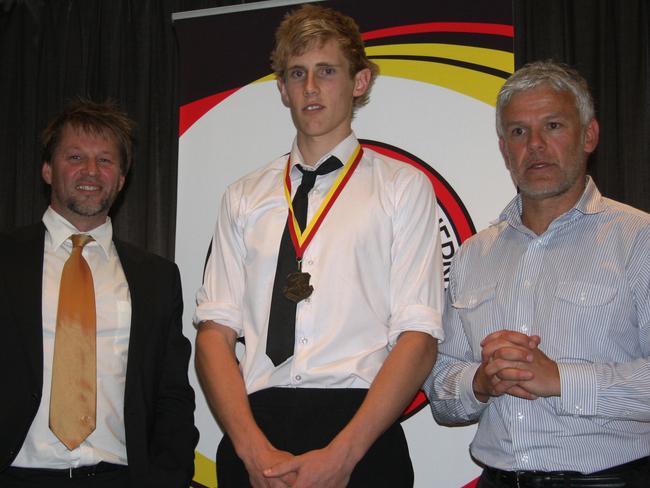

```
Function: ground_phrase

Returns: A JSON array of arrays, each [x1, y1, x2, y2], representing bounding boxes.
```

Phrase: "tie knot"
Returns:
[[71, 234, 94, 249], [296, 155, 343, 195]]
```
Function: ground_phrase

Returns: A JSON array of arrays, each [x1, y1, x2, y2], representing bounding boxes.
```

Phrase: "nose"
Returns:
[[303, 71, 319, 97], [83, 158, 99, 175], [527, 128, 546, 153]]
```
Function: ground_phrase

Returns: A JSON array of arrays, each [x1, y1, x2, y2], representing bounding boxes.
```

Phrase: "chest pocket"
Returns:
[[551, 281, 617, 360], [452, 283, 500, 353], [554, 281, 617, 307]]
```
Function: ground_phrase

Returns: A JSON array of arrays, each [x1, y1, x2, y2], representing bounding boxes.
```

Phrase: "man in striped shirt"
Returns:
[[426, 60, 650, 487]]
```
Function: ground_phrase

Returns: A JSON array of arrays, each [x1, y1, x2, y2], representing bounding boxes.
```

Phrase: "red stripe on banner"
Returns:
[[362, 22, 513, 41], [463, 477, 480, 488], [402, 390, 427, 417], [179, 88, 239, 136]]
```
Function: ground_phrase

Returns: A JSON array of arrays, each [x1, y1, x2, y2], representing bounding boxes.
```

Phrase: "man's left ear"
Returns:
[[42, 162, 52, 185], [277, 78, 290, 108], [118, 174, 126, 192], [583, 119, 599, 154], [352, 68, 371, 98]]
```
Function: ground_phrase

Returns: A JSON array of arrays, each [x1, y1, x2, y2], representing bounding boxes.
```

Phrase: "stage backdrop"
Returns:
[[173, 0, 515, 486]]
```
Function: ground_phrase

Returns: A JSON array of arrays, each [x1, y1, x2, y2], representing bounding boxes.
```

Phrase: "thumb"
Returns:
[[264, 458, 299, 478]]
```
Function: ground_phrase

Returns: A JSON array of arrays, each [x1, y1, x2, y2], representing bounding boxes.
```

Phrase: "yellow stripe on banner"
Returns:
[[253, 73, 276, 83], [365, 43, 514, 74], [374, 59, 506, 106], [193, 450, 217, 487]]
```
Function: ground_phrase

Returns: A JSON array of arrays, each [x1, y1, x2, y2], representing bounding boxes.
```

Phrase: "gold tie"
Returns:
[[49, 234, 96, 450]]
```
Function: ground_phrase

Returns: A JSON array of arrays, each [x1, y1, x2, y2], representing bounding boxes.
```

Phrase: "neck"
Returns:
[[296, 129, 351, 166], [520, 184, 585, 235]]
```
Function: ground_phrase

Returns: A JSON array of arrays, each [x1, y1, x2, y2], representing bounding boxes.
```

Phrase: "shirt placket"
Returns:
[[290, 172, 327, 386], [509, 233, 547, 469]]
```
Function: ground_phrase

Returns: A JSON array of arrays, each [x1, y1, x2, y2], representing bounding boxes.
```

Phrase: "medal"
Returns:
[[283, 270, 314, 303], [282, 144, 363, 302]]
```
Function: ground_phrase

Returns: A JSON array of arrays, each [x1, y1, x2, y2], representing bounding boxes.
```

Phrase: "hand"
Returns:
[[505, 346, 561, 398], [473, 330, 541, 401], [240, 442, 297, 488], [264, 443, 355, 488]]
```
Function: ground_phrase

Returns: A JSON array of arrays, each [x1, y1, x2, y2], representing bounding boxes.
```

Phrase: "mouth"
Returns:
[[303, 104, 324, 112], [76, 184, 101, 192], [526, 161, 553, 171]]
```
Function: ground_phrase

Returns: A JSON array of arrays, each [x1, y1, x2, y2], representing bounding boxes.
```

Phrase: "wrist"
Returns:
[[472, 365, 490, 403], [329, 431, 365, 469]]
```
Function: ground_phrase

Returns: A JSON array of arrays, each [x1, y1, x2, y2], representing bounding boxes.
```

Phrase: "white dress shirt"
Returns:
[[426, 177, 650, 473], [195, 133, 444, 394], [12, 207, 131, 468]]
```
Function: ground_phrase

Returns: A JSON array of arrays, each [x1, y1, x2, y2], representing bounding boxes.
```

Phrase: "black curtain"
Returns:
[[1, 0, 649, 259], [514, 0, 650, 213], [0, 0, 244, 258]]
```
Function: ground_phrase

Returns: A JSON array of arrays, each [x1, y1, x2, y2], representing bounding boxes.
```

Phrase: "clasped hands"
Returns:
[[243, 439, 355, 488], [472, 330, 560, 402]]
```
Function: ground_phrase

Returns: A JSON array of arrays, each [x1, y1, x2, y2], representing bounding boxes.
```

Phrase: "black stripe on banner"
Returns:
[[367, 54, 511, 79]]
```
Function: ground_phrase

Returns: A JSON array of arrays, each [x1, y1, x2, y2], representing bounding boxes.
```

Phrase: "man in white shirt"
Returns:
[[0, 98, 198, 487], [194, 5, 443, 488]]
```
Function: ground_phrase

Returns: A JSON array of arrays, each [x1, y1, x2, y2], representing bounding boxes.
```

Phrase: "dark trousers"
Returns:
[[217, 387, 414, 488], [477, 457, 650, 488], [0, 463, 130, 488]]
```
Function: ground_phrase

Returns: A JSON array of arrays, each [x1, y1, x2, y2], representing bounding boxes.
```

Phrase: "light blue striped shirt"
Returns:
[[425, 177, 650, 473]]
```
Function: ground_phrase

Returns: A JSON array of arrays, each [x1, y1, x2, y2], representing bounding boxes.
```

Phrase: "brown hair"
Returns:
[[42, 97, 136, 175], [271, 4, 379, 110]]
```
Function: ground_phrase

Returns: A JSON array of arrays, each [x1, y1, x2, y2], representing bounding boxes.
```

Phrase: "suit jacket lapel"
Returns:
[[114, 241, 146, 403]]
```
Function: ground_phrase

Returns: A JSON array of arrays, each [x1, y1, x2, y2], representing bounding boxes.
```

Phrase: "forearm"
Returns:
[[331, 331, 437, 464], [195, 323, 269, 457]]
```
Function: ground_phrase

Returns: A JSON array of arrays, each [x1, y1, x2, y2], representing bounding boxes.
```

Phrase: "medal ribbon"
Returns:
[[283, 144, 363, 259]]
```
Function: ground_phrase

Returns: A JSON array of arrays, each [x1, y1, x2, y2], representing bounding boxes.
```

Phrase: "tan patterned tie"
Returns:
[[49, 234, 96, 450]]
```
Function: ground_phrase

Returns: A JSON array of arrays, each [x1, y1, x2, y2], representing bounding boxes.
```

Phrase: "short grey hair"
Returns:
[[496, 60, 595, 136]]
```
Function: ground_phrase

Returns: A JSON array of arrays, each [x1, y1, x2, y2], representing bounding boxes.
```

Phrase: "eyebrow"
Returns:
[[287, 61, 341, 70]]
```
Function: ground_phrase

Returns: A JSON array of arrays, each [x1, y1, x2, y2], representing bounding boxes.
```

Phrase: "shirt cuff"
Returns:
[[193, 301, 243, 337], [459, 362, 493, 415], [555, 362, 598, 417], [387, 304, 444, 348]]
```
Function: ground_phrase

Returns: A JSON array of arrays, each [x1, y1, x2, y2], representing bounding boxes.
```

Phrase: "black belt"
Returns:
[[483, 457, 649, 488], [6, 461, 126, 479]]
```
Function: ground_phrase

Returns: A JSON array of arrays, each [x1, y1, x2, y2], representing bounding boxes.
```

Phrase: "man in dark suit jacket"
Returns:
[[0, 98, 198, 487]]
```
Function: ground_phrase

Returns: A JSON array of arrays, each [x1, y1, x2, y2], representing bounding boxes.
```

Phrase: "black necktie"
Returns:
[[266, 156, 343, 366]]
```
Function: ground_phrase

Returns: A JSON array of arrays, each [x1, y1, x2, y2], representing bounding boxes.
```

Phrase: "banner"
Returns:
[[174, 1, 515, 486]]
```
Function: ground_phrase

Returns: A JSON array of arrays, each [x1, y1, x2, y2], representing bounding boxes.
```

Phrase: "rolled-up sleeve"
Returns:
[[387, 168, 444, 347], [194, 186, 246, 336]]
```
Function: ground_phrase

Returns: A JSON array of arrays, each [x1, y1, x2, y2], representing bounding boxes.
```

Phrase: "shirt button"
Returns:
[[517, 412, 524, 421], [305, 297, 311, 303], [307, 259, 314, 265], [520, 324, 529, 333], [300, 337, 308, 345], [521, 454, 530, 463], [523, 280, 531, 289], [579, 291, 587, 302], [575, 405, 583, 413], [295, 375, 302, 382]]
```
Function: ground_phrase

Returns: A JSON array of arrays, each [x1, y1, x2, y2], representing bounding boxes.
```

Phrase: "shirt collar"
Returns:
[[42, 206, 114, 258], [499, 176, 606, 230], [288, 132, 358, 175]]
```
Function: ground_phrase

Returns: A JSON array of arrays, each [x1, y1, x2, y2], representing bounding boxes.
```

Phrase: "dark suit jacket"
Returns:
[[0, 223, 198, 487]]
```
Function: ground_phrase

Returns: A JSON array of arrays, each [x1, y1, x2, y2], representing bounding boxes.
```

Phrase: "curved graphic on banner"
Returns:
[[178, 21, 513, 136]]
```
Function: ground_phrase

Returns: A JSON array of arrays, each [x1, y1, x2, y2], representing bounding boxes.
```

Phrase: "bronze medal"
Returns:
[[283, 271, 314, 303]]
